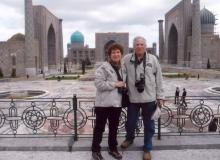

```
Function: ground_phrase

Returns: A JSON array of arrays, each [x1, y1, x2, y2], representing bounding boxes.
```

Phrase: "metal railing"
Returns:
[[0, 97, 75, 137], [0, 95, 219, 140]]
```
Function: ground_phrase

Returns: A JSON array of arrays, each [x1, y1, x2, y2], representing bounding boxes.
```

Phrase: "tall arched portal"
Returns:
[[104, 40, 116, 61], [47, 25, 56, 69], [168, 24, 178, 64]]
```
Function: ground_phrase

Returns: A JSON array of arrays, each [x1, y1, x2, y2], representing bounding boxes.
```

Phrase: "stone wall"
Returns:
[[0, 39, 25, 77]]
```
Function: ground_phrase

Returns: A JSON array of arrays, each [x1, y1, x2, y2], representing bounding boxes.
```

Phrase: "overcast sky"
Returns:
[[0, 0, 220, 56]]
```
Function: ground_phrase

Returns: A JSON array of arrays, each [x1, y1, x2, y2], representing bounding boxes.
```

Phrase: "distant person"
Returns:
[[208, 118, 218, 132], [26, 74, 29, 79], [181, 88, 187, 107], [175, 87, 180, 104], [197, 74, 200, 80]]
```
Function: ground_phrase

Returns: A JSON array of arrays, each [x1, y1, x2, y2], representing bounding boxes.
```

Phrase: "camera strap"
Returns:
[[134, 52, 146, 81], [110, 63, 123, 81]]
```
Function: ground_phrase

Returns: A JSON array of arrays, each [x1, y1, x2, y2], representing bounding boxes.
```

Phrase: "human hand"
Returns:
[[157, 99, 164, 107], [115, 81, 125, 88]]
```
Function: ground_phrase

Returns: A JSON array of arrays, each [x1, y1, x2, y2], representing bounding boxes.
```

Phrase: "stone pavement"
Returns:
[[0, 135, 220, 160], [1, 77, 220, 98], [0, 149, 220, 160]]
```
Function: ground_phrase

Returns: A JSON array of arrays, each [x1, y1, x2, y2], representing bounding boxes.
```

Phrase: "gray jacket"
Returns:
[[122, 53, 164, 103], [94, 62, 124, 107]]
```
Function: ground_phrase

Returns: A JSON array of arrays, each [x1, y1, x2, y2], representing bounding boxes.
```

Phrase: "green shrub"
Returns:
[[64, 63, 67, 74], [11, 68, 16, 78], [0, 67, 3, 78], [207, 58, 211, 69]]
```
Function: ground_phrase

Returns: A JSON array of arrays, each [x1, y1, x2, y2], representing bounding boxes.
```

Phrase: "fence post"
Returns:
[[157, 117, 161, 140], [73, 94, 78, 141], [157, 102, 162, 140]]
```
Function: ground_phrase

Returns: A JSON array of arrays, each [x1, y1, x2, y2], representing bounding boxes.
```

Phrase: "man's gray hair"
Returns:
[[133, 36, 147, 48]]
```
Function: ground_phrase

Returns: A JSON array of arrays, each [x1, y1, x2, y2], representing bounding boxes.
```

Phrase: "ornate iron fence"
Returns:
[[0, 97, 77, 138], [0, 95, 220, 140], [75, 96, 220, 139]]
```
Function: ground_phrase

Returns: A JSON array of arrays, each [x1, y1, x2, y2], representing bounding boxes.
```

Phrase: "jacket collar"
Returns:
[[129, 52, 149, 64]]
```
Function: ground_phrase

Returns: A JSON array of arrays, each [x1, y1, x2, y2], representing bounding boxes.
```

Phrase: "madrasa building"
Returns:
[[0, 0, 63, 77], [66, 31, 95, 71], [67, 32, 157, 67], [159, 0, 220, 69]]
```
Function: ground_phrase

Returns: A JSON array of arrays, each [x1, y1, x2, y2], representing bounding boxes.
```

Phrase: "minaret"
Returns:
[[191, 0, 202, 68], [158, 20, 164, 63], [59, 19, 64, 71], [25, 0, 36, 75]]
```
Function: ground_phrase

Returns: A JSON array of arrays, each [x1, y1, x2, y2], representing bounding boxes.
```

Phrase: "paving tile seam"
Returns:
[[0, 144, 220, 152]]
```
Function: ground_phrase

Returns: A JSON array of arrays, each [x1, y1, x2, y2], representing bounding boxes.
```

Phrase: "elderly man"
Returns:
[[121, 36, 164, 160]]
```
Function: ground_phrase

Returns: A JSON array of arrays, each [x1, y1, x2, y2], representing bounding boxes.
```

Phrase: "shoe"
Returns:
[[143, 150, 151, 160], [108, 149, 122, 160], [92, 151, 104, 160], [120, 139, 133, 149]]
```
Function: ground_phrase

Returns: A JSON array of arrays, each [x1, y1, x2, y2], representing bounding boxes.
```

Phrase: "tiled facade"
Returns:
[[159, 0, 220, 69], [0, 0, 63, 77]]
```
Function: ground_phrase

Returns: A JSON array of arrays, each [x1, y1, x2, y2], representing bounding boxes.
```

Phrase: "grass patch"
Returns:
[[45, 75, 80, 80], [162, 73, 196, 78], [163, 73, 186, 78], [64, 72, 87, 75], [163, 73, 196, 79]]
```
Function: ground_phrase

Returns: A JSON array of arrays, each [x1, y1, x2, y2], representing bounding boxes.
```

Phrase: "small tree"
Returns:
[[81, 60, 85, 75], [85, 56, 91, 65], [0, 67, 3, 78], [11, 68, 16, 78], [64, 62, 67, 74], [207, 58, 211, 69]]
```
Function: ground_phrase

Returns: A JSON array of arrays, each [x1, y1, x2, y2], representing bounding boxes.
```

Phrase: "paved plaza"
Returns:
[[0, 76, 220, 98], [0, 149, 220, 160], [0, 136, 220, 160], [0, 76, 220, 160]]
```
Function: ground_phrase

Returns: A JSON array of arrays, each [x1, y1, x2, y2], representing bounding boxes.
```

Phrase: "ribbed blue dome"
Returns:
[[201, 8, 215, 25], [70, 31, 84, 44]]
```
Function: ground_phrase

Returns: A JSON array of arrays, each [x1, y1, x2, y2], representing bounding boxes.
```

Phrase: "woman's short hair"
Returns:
[[107, 43, 124, 56]]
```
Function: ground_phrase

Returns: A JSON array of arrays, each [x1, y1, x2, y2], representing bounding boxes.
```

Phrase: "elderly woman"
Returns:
[[91, 43, 125, 160]]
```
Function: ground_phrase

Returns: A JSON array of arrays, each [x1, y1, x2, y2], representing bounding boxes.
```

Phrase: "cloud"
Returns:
[[0, 0, 220, 56]]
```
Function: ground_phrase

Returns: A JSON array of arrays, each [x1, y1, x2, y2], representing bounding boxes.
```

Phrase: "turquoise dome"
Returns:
[[201, 8, 215, 25], [70, 31, 84, 44]]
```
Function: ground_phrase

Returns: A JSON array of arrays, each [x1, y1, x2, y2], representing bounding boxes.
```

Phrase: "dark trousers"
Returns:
[[182, 97, 187, 107], [91, 107, 122, 152], [175, 96, 179, 104], [125, 102, 156, 151]]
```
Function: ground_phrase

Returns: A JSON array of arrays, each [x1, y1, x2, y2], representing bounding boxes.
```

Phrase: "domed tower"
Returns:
[[70, 31, 84, 48], [201, 8, 215, 34]]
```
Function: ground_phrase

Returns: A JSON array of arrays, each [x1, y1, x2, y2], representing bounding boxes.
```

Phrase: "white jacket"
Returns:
[[94, 62, 124, 107], [122, 53, 164, 103]]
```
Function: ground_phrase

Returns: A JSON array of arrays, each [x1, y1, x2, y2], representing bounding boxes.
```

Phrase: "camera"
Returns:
[[118, 87, 128, 94], [135, 73, 145, 93]]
